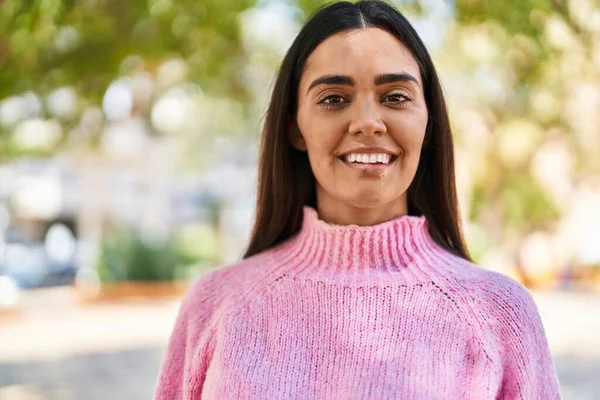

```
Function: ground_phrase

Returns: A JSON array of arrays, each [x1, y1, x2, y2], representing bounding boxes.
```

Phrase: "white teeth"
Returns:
[[342, 153, 393, 164]]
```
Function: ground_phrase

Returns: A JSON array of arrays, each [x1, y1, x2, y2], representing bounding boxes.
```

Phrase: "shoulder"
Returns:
[[445, 258, 547, 349], [177, 250, 279, 324], [453, 259, 540, 321], [444, 262, 560, 397], [436, 253, 537, 312]]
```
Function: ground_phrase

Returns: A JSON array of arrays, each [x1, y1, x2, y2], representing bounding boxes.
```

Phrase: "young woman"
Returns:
[[154, 1, 561, 398]]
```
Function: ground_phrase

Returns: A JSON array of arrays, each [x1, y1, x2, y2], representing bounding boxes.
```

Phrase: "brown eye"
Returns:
[[318, 95, 349, 109], [384, 92, 411, 105]]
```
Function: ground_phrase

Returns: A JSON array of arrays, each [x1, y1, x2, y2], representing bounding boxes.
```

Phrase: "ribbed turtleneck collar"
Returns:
[[271, 206, 459, 286]]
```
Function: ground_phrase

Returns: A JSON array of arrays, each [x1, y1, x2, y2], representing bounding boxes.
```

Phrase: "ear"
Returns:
[[288, 122, 307, 151]]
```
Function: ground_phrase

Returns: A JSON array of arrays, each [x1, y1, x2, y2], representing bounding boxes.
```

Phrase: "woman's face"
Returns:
[[293, 28, 429, 225]]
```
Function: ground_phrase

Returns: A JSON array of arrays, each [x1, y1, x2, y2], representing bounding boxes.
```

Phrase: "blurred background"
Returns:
[[0, 0, 599, 398]]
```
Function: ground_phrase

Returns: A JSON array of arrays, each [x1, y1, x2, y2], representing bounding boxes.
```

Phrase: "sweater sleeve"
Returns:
[[480, 276, 561, 399], [153, 275, 219, 400]]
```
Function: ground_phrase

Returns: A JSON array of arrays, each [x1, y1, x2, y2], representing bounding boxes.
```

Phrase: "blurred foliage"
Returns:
[[456, 0, 555, 37], [97, 229, 181, 282], [500, 173, 559, 230], [171, 221, 220, 265], [293, 0, 423, 19], [446, 0, 600, 278], [96, 225, 216, 282], [0, 0, 254, 101], [0, 0, 257, 161]]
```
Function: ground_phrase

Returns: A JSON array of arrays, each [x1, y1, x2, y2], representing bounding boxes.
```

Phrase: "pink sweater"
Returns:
[[154, 206, 561, 399]]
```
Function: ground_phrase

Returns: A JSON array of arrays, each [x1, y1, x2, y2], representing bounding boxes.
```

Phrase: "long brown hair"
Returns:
[[243, 0, 471, 261]]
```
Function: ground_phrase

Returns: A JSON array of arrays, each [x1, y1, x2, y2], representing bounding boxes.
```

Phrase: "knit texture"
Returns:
[[154, 206, 561, 399]]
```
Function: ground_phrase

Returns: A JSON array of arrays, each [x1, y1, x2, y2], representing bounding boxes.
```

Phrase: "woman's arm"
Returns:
[[479, 276, 562, 399], [153, 276, 218, 400]]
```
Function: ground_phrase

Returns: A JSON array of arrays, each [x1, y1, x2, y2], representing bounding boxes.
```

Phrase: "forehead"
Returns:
[[301, 27, 422, 86]]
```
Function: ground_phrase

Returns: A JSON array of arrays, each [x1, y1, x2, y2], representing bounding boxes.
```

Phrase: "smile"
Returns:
[[338, 154, 398, 174]]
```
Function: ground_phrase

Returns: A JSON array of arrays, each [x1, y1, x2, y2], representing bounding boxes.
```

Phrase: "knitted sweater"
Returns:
[[154, 206, 561, 399]]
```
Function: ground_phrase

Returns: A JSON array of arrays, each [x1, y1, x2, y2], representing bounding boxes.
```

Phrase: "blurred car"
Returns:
[[0, 241, 77, 289]]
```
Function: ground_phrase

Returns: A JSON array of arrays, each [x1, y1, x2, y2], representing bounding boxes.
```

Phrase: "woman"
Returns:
[[154, 1, 561, 399]]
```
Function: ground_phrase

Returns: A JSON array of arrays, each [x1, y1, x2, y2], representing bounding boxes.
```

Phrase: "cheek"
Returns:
[[391, 114, 427, 156], [306, 138, 340, 177], [300, 119, 344, 159]]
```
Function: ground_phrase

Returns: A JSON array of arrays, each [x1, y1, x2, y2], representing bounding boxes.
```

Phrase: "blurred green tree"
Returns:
[[0, 0, 256, 158], [449, 0, 600, 283], [0, 0, 254, 101]]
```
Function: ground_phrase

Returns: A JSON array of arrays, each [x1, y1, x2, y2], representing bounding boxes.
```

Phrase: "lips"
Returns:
[[339, 153, 397, 164], [342, 153, 394, 164], [338, 154, 398, 174], [338, 147, 400, 158]]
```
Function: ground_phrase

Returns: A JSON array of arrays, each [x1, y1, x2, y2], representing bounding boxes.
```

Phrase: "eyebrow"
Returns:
[[307, 73, 420, 94], [374, 73, 420, 87]]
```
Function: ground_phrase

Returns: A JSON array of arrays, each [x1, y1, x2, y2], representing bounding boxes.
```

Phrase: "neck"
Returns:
[[270, 206, 460, 286], [315, 189, 408, 226]]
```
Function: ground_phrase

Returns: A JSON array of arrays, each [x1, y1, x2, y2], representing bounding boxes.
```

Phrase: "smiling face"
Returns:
[[292, 27, 429, 225]]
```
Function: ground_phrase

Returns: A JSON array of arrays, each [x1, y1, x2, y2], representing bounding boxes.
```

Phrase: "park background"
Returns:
[[0, 0, 599, 398]]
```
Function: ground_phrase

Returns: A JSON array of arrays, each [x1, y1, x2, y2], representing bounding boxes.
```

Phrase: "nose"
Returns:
[[348, 98, 387, 136]]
